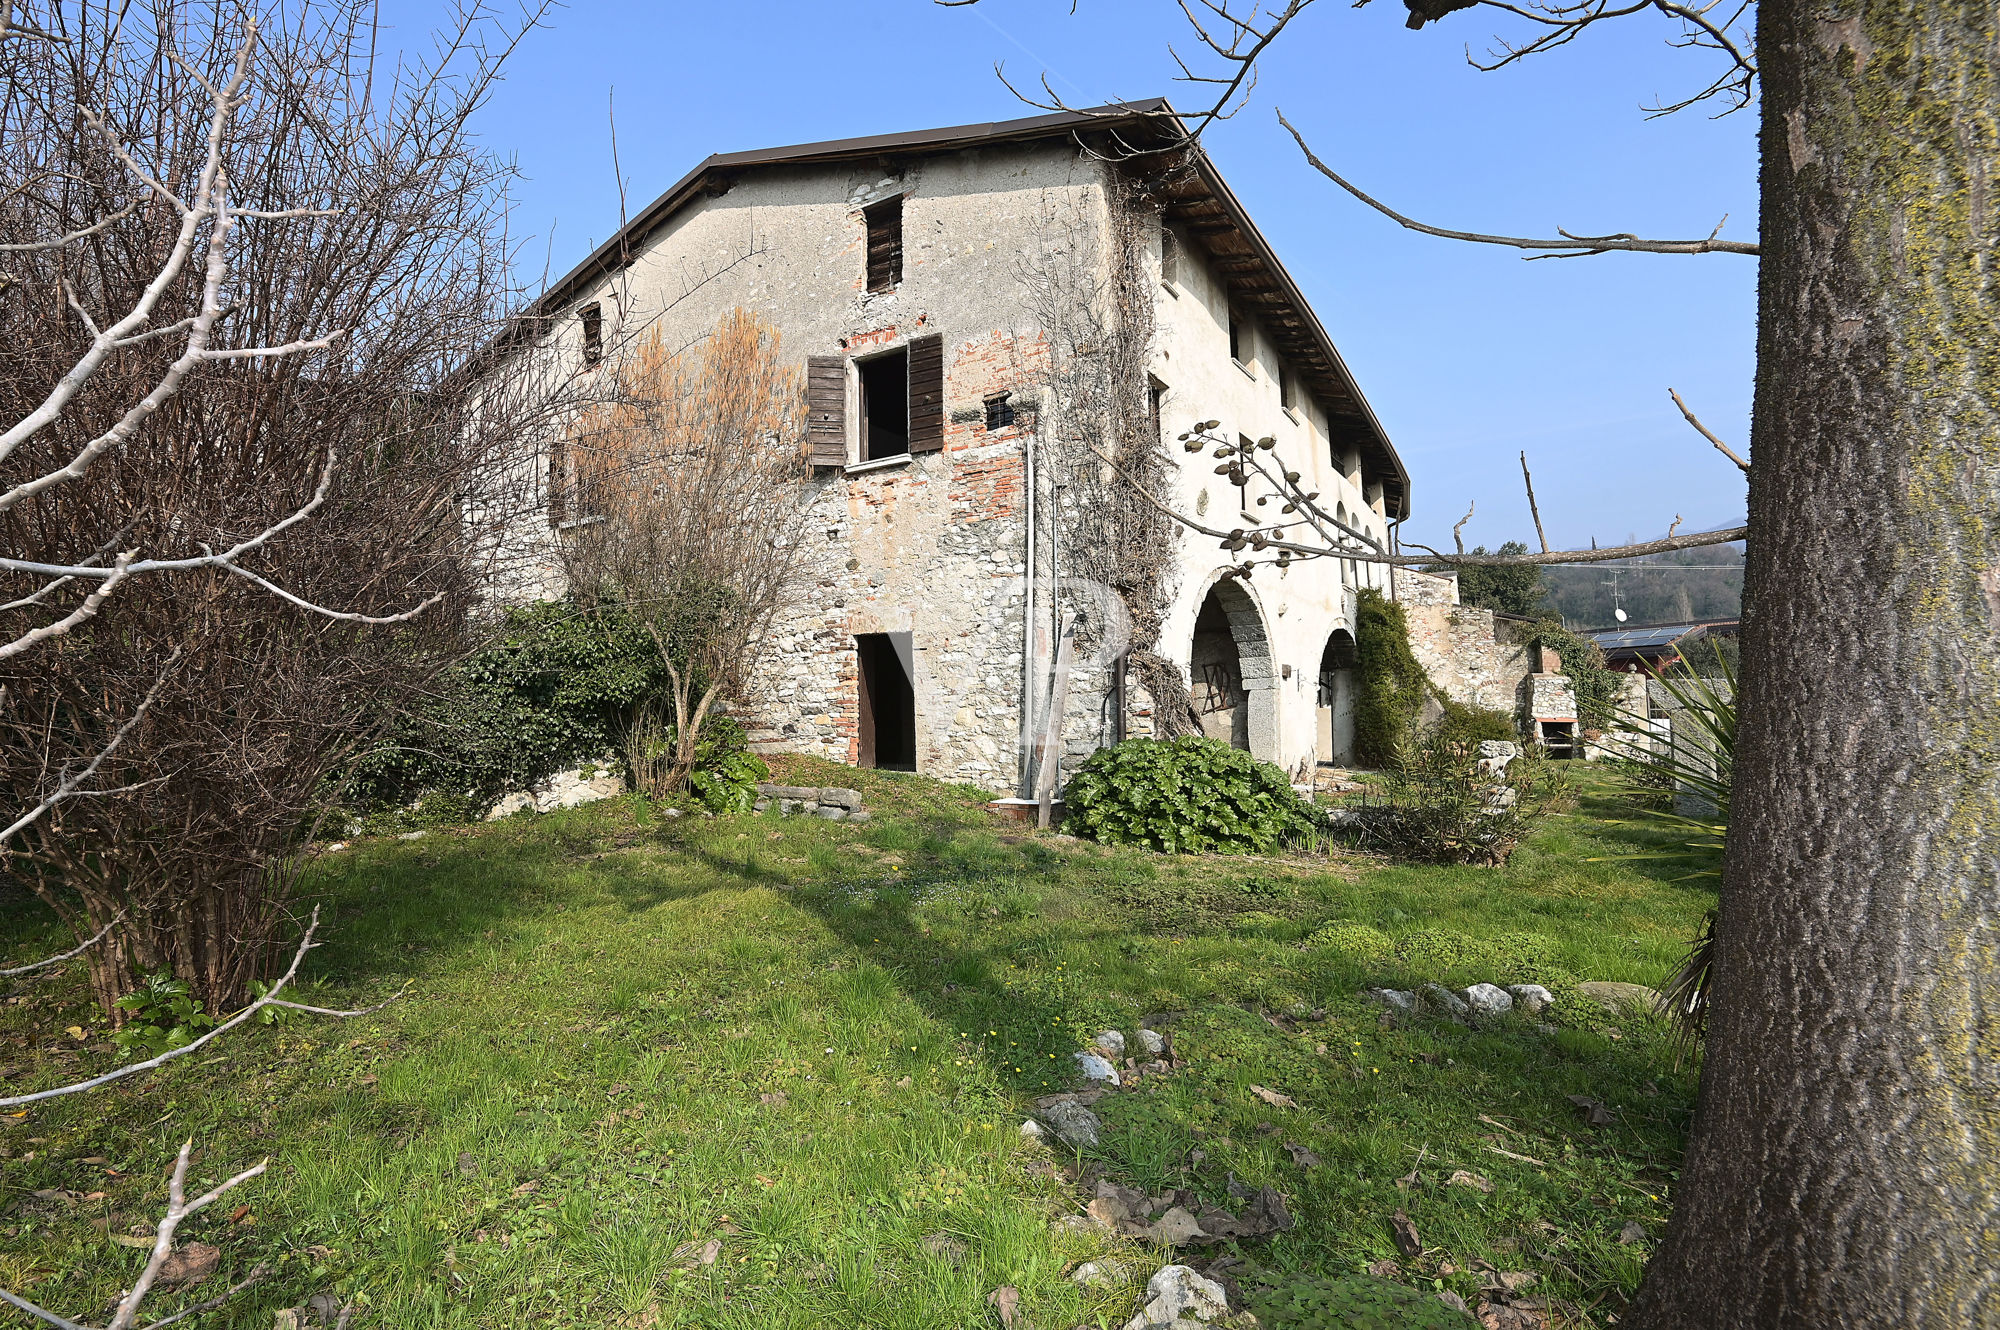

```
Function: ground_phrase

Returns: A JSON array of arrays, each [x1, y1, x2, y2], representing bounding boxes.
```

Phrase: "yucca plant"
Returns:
[[1605, 643, 1736, 1060]]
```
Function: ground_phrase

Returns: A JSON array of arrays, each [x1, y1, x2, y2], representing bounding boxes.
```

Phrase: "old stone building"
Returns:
[[507, 102, 1430, 794]]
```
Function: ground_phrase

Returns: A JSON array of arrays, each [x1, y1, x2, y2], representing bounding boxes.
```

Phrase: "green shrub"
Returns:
[[1063, 737, 1323, 854], [1307, 921, 1395, 961], [1434, 699, 1517, 746], [1345, 723, 1572, 866], [680, 714, 770, 812], [1353, 589, 1429, 767]]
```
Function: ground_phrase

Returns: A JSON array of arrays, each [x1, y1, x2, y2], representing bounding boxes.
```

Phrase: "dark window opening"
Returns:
[[855, 632, 915, 770], [859, 349, 909, 460], [580, 303, 603, 365], [865, 196, 904, 293], [984, 391, 1015, 432], [1228, 312, 1244, 364], [1279, 364, 1295, 412], [1147, 378, 1165, 447]]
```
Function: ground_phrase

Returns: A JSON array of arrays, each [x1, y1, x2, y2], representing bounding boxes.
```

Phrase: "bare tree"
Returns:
[[0, 0, 559, 1019], [949, 0, 2000, 1322], [557, 310, 816, 797]]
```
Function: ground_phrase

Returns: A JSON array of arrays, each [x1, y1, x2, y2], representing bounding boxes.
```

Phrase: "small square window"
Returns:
[[1279, 364, 1295, 412], [865, 196, 904, 293], [984, 391, 1015, 432], [580, 302, 602, 366]]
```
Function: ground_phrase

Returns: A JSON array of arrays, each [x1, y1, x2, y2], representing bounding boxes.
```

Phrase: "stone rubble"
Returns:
[[1136, 1028, 1167, 1056], [1505, 983, 1554, 1015], [1074, 1051, 1121, 1085], [1458, 982, 1513, 1017], [751, 783, 869, 822], [1122, 1265, 1233, 1330], [1038, 1100, 1102, 1149]]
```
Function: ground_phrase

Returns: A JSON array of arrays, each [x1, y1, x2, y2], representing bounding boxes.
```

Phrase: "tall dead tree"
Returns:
[[951, 0, 2000, 1321], [0, 0, 558, 1017]]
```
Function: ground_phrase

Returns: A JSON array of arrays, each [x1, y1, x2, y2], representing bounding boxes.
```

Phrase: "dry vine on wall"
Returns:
[[1016, 160, 1200, 748]]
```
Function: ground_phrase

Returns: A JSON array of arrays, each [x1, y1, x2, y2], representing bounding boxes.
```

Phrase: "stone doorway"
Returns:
[[1187, 579, 1277, 760], [855, 632, 915, 770], [1317, 628, 1357, 767]]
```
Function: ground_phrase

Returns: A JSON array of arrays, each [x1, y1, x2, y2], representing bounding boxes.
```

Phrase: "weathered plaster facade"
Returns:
[[497, 104, 1421, 791]]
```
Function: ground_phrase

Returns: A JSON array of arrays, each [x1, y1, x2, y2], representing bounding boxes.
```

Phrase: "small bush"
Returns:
[[1434, 699, 1517, 746], [1344, 724, 1571, 866], [680, 714, 770, 812], [1063, 737, 1323, 854]]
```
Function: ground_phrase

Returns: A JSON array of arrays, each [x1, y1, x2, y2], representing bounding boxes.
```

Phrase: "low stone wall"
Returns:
[[754, 783, 870, 822], [486, 760, 625, 819]]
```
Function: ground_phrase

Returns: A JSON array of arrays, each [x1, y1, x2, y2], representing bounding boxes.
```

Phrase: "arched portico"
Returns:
[[1188, 576, 1279, 762]]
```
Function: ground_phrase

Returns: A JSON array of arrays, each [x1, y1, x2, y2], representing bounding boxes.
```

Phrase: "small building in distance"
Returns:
[[1590, 620, 1740, 674]]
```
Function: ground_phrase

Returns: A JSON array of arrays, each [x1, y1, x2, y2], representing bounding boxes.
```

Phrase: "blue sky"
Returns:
[[402, 0, 1757, 560]]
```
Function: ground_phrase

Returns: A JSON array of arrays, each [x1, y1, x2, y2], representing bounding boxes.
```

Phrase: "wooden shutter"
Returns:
[[907, 334, 944, 453], [807, 355, 847, 467]]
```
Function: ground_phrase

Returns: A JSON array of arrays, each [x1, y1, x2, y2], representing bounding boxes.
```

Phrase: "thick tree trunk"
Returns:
[[1628, 0, 2000, 1323]]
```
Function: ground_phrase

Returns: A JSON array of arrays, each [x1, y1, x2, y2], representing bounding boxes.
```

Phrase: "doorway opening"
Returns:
[[855, 632, 915, 770], [1317, 628, 1357, 767], [858, 350, 909, 460]]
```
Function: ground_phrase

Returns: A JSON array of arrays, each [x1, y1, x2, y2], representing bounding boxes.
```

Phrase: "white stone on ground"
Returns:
[[1366, 988, 1418, 1014], [1506, 983, 1554, 1015], [1075, 1051, 1121, 1085], [1040, 1101, 1102, 1149], [1093, 1030, 1127, 1057], [1019, 1119, 1047, 1143], [1459, 982, 1513, 1016], [1136, 1028, 1166, 1056], [1420, 983, 1470, 1018], [1071, 1259, 1121, 1289], [1122, 1265, 1232, 1329]]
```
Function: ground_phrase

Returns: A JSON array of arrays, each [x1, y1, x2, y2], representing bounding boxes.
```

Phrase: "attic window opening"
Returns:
[[1279, 364, 1295, 413], [580, 303, 603, 366], [865, 196, 904, 293], [984, 391, 1015, 432]]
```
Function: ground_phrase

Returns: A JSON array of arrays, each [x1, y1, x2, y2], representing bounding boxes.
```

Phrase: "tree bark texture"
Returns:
[[1629, 0, 2000, 1323]]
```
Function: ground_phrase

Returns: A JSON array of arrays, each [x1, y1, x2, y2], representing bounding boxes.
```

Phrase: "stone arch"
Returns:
[[1187, 575, 1279, 761], [1317, 627, 1358, 767]]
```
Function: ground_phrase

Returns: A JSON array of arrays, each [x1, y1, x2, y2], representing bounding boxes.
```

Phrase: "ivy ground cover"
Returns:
[[0, 763, 1713, 1328]]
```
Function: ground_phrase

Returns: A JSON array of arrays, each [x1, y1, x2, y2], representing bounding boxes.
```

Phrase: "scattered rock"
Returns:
[[396, 830, 428, 842], [1071, 1259, 1122, 1289], [1149, 1205, 1207, 1246], [1420, 983, 1470, 1019], [1136, 1028, 1166, 1056], [1459, 983, 1513, 1017], [1618, 1220, 1647, 1245], [1447, 1170, 1494, 1193], [324, 842, 348, 853], [485, 792, 534, 820], [1282, 1142, 1321, 1169], [1504, 984, 1553, 1015], [1074, 1051, 1121, 1085], [1390, 1210, 1423, 1259], [1020, 1119, 1047, 1143], [1093, 1030, 1127, 1057], [1366, 988, 1418, 1014], [1564, 1094, 1616, 1127], [1041, 1100, 1103, 1149], [1122, 1264, 1231, 1329], [1577, 981, 1665, 1017], [156, 1242, 221, 1286]]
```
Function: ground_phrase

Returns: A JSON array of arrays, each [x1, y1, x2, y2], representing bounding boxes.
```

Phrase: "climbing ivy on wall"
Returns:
[[340, 600, 670, 815], [1353, 588, 1432, 767]]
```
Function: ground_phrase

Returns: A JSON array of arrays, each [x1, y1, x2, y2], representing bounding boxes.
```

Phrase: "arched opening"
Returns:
[[1188, 579, 1277, 759], [1318, 628, 1357, 767]]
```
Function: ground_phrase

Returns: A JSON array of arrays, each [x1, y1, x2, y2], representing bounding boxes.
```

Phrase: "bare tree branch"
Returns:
[[1520, 451, 1550, 552], [1277, 109, 1758, 257], [0, 914, 120, 978], [1671, 387, 1751, 471], [1453, 499, 1475, 554]]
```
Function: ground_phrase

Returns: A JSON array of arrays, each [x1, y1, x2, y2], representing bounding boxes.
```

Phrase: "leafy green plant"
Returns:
[[111, 973, 219, 1058], [679, 714, 770, 812], [1063, 736, 1324, 854], [1345, 724, 1571, 866], [1434, 699, 1517, 746]]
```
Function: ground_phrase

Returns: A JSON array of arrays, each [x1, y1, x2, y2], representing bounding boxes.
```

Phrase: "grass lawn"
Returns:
[[0, 761, 1714, 1329]]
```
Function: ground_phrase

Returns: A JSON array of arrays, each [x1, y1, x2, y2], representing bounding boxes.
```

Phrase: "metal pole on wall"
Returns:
[[1035, 613, 1079, 830]]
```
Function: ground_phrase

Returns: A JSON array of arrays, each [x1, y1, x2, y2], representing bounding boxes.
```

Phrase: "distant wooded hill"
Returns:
[[1540, 543, 1744, 629]]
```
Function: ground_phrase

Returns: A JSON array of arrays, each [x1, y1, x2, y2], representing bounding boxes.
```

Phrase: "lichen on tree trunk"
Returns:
[[1628, 0, 2000, 1323]]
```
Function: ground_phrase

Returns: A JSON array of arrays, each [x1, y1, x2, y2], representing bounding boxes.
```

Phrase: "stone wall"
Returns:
[[1397, 570, 1540, 718]]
